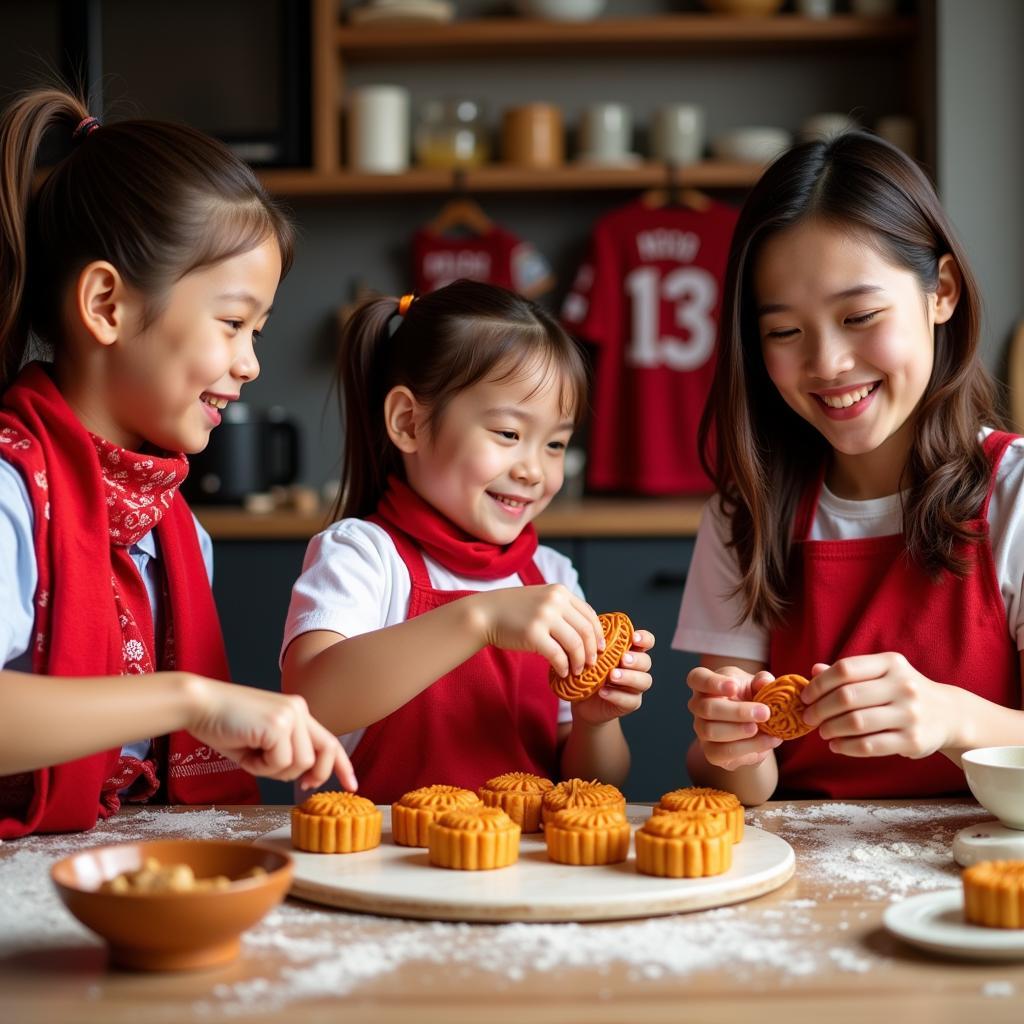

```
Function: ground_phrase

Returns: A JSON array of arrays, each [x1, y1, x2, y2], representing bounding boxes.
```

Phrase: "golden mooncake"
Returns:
[[653, 787, 744, 843], [428, 805, 521, 870], [756, 673, 814, 740], [479, 771, 553, 833], [550, 611, 634, 703], [542, 777, 626, 826], [635, 810, 732, 878], [291, 792, 382, 854], [545, 806, 632, 866], [391, 784, 483, 847], [962, 860, 1024, 928]]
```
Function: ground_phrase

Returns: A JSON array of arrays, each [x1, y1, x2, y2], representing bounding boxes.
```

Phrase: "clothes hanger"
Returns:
[[640, 162, 713, 212], [426, 169, 495, 236]]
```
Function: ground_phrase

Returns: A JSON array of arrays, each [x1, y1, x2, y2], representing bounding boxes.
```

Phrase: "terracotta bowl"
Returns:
[[51, 839, 293, 971]]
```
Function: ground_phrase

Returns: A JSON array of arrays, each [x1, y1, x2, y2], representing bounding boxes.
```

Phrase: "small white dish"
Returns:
[[884, 890, 1024, 960], [952, 820, 1024, 867], [963, 746, 1024, 829]]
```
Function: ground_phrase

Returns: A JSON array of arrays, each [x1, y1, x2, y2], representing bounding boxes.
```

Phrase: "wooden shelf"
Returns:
[[260, 160, 763, 196], [195, 497, 705, 541], [336, 15, 917, 60]]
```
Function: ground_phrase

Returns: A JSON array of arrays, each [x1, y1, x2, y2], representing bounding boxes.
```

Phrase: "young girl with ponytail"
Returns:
[[281, 280, 655, 803], [0, 89, 355, 838]]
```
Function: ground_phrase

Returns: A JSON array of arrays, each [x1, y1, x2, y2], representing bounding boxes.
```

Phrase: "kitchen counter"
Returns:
[[3, 800, 1021, 1023], [193, 497, 706, 541]]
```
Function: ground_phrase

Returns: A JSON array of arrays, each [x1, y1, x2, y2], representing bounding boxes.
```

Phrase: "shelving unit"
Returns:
[[275, 0, 928, 192]]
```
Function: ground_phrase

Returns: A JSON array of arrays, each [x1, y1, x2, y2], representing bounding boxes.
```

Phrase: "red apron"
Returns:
[[769, 431, 1021, 798], [350, 522, 561, 805]]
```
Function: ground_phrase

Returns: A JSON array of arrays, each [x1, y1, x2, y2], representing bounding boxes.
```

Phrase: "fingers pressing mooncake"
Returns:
[[755, 673, 814, 741], [549, 611, 634, 703]]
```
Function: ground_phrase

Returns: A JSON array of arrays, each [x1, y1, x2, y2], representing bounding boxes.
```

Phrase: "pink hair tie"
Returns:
[[72, 116, 101, 143]]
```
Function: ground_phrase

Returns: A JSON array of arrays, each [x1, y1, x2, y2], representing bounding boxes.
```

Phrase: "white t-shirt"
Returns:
[[282, 518, 578, 755], [673, 431, 1024, 662]]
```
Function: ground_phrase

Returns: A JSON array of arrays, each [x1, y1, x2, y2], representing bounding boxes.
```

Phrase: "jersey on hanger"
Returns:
[[562, 199, 738, 494], [413, 225, 552, 298]]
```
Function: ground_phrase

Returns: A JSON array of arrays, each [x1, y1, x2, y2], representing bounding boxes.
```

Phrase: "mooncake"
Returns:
[[291, 791, 382, 854], [542, 777, 626, 826], [479, 771, 553, 833], [391, 784, 483, 847], [756, 673, 815, 740], [428, 805, 521, 870], [545, 805, 631, 866], [635, 809, 732, 878], [549, 611, 634, 703], [653, 786, 744, 843], [962, 860, 1024, 928]]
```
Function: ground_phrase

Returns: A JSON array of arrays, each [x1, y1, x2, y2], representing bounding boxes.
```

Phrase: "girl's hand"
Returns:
[[471, 584, 605, 678], [687, 665, 782, 771], [184, 676, 358, 792], [573, 629, 655, 727], [801, 655, 954, 759]]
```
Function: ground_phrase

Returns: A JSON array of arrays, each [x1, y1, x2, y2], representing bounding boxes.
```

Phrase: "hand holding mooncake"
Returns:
[[755, 674, 815, 741], [549, 612, 635, 703]]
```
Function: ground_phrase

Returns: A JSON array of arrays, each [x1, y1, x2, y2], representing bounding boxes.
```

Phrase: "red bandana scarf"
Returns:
[[0, 363, 257, 838], [371, 475, 539, 581]]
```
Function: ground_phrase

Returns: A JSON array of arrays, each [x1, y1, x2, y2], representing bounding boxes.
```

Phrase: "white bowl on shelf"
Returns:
[[514, 0, 607, 21], [711, 127, 792, 163]]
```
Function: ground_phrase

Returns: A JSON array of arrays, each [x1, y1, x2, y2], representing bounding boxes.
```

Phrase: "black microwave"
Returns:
[[0, 0, 311, 168]]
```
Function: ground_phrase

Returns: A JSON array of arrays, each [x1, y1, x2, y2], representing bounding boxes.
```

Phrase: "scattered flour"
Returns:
[[747, 802, 979, 900], [982, 980, 1017, 998]]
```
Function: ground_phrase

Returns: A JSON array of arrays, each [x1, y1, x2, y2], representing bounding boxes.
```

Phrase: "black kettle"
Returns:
[[183, 403, 300, 504]]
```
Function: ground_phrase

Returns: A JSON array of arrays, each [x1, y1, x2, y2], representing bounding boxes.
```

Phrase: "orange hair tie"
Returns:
[[397, 293, 415, 317]]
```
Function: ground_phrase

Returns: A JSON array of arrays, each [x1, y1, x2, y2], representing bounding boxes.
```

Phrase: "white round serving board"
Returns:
[[884, 890, 1024, 961], [260, 804, 795, 922]]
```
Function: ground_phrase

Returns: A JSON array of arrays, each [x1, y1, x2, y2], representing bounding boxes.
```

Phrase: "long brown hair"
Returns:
[[0, 87, 294, 388], [334, 278, 589, 521], [701, 130, 1002, 629]]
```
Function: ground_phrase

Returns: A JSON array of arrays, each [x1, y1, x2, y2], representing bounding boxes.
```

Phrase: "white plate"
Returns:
[[263, 804, 794, 923], [884, 890, 1024, 960]]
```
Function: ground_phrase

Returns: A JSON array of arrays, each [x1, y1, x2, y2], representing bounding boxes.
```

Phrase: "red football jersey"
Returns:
[[562, 198, 738, 495], [413, 224, 552, 297]]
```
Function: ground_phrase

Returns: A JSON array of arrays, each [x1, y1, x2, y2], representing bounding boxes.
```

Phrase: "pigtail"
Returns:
[[333, 295, 405, 521], [0, 89, 89, 389]]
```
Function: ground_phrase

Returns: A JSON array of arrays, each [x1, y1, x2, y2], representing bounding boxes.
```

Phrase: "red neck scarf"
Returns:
[[0, 363, 257, 838], [372, 475, 539, 580]]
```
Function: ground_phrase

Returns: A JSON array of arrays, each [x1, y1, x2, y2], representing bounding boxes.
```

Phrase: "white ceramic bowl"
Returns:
[[515, 0, 607, 20], [962, 746, 1024, 830], [711, 127, 792, 163]]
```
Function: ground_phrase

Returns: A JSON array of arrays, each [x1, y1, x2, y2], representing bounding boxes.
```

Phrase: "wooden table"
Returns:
[[2, 801, 1022, 1023]]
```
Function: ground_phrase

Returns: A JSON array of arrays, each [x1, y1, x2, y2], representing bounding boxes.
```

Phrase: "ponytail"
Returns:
[[331, 279, 589, 524], [333, 295, 404, 522], [0, 86, 294, 392], [0, 89, 89, 387]]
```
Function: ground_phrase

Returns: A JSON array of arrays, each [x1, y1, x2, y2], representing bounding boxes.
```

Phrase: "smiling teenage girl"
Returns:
[[674, 131, 1024, 805], [0, 89, 355, 838], [282, 280, 655, 803]]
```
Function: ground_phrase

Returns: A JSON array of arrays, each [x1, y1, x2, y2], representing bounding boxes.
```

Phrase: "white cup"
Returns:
[[348, 85, 410, 173], [578, 103, 633, 164], [876, 115, 916, 157], [651, 104, 705, 165]]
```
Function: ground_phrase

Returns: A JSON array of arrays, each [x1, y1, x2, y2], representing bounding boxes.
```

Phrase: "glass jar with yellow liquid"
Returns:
[[415, 99, 490, 169]]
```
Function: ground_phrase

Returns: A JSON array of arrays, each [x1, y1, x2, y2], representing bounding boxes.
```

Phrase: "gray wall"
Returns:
[[936, 0, 1024, 377]]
